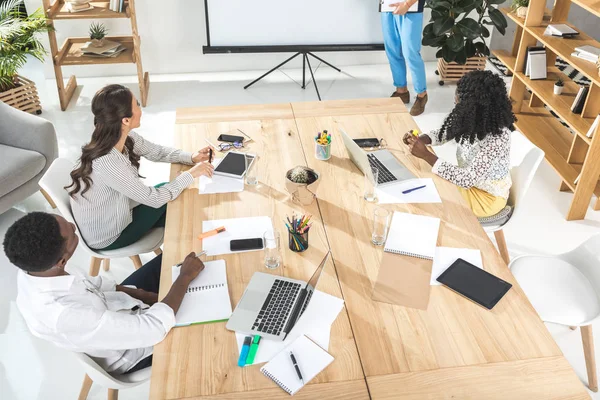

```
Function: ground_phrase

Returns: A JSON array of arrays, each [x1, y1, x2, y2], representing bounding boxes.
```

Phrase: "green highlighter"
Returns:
[[245, 335, 261, 365]]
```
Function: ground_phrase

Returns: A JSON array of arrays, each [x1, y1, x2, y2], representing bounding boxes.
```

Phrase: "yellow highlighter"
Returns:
[[411, 129, 420, 137]]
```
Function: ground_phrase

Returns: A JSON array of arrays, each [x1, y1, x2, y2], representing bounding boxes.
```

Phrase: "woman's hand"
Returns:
[[391, 1, 411, 15], [188, 162, 214, 178], [405, 135, 439, 166], [403, 131, 432, 145], [192, 146, 215, 163]]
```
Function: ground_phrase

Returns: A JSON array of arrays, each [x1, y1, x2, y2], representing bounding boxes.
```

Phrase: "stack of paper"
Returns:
[[80, 40, 126, 58], [198, 158, 244, 194], [544, 24, 579, 37], [375, 178, 441, 204], [572, 45, 600, 63], [202, 216, 273, 256]]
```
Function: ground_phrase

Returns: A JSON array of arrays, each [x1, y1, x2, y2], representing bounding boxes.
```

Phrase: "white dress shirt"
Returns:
[[16, 270, 175, 374]]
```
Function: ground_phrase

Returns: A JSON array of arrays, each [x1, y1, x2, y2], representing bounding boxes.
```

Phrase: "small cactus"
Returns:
[[555, 78, 564, 87], [287, 167, 317, 185]]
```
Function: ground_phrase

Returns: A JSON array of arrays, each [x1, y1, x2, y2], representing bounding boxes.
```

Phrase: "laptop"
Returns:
[[226, 251, 330, 341], [340, 129, 415, 185]]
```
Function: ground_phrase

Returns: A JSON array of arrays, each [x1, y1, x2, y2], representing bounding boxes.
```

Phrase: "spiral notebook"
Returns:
[[260, 335, 334, 396], [171, 259, 232, 326], [384, 212, 441, 260]]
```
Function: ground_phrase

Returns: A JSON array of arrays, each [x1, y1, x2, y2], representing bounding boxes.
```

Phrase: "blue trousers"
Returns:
[[381, 12, 427, 94]]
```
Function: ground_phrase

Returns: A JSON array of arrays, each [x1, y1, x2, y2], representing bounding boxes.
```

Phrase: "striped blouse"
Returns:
[[70, 131, 195, 249]]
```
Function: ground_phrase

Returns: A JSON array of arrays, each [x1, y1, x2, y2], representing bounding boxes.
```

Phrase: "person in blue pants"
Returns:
[[381, 0, 428, 116]]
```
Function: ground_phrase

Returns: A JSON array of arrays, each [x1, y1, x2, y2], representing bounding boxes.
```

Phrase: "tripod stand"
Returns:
[[243, 51, 341, 101]]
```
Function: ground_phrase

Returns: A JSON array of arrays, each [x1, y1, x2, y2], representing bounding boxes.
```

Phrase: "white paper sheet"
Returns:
[[235, 290, 344, 365], [431, 247, 483, 285], [198, 158, 244, 195], [202, 216, 273, 256], [375, 178, 442, 204]]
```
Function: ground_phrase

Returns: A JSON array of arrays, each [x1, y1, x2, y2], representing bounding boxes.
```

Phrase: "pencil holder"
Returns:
[[315, 142, 331, 161], [288, 230, 309, 252]]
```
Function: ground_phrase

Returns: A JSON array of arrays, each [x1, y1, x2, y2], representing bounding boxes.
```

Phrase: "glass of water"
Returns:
[[245, 153, 258, 186], [364, 166, 379, 202], [372, 207, 390, 246], [264, 230, 281, 269]]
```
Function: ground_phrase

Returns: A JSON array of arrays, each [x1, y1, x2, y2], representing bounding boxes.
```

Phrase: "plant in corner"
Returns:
[[0, 0, 50, 113], [554, 78, 564, 95], [422, 0, 509, 65], [89, 22, 108, 47]]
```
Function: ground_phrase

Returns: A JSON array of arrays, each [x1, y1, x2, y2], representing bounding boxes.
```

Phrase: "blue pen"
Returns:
[[402, 184, 427, 194], [238, 336, 252, 367]]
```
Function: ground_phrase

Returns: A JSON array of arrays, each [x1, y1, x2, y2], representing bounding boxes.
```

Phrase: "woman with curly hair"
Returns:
[[403, 70, 515, 218]]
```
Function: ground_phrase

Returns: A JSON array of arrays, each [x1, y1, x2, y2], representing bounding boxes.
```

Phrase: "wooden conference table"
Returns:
[[150, 99, 589, 399]]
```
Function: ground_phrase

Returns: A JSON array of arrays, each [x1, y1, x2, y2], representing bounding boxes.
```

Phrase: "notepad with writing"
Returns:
[[260, 335, 334, 396], [171, 260, 232, 326], [384, 212, 441, 260]]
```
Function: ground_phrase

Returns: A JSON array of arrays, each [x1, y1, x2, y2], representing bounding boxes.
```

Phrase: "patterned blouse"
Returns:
[[426, 127, 512, 199]]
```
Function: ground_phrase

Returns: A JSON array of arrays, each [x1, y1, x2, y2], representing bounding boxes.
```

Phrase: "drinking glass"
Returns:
[[264, 230, 281, 269], [245, 153, 258, 186], [364, 166, 379, 202], [372, 208, 390, 246]]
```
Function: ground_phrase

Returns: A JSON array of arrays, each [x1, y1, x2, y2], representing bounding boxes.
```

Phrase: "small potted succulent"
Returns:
[[285, 166, 320, 205], [554, 78, 564, 95], [512, 0, 529, 18], [89, 22, 107, 47]]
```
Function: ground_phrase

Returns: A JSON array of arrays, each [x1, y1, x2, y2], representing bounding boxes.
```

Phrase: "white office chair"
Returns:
[[483, 133, 544, 264], [39, 158, 163, 276], [509, 234, 600, 392], [75, 353, 151, 400]]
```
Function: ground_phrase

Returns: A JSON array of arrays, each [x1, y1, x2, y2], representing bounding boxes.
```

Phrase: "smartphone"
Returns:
[[230, 238, 264, 252], [353, 138, 381, 148], [218, 134, 245, 143]]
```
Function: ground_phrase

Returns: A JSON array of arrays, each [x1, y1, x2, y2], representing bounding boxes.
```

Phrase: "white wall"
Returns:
[[25, 0, 441, 78]]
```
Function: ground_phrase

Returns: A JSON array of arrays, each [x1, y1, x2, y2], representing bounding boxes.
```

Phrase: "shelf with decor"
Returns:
[[501, 0, 600, 220], [42, 0, 149, 111]]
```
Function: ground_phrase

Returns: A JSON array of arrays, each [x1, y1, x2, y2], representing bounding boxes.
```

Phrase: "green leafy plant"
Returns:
[[555, 78, 564, 87], [511, 0, 529, 10], [0, 0, 51, 92], [422, 0, 508, 65], [89, 22, 107, 40]]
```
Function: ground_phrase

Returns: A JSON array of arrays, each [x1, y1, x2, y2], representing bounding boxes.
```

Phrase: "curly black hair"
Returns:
[[2, 212, 66, 272], [437, 70, 516, 145]]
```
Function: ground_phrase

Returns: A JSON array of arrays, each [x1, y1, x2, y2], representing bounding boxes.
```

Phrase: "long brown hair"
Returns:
[[66, 84, 141, 197]]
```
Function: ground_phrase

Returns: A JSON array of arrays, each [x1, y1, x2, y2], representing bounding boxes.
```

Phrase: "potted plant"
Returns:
[[89, 22, 108, 47], [554, 78, 564, 95], [285, 166, 320, 205], [423, 0, 509, 84], [0, 0, 50, 114], [511, 0, 529, 19]]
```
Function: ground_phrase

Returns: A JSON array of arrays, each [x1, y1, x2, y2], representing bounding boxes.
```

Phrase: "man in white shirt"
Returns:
[[3, 212, 204, 374]]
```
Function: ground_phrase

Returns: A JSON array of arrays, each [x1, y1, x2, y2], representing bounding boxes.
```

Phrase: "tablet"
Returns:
[[436, 258, 512, 310], [213, 152, 255, 179]]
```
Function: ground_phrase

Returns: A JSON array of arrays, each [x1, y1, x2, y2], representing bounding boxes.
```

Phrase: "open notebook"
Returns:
[[384, 212, 441, 260], [171, 259, 232, 326], [260, 335, 334, 396]]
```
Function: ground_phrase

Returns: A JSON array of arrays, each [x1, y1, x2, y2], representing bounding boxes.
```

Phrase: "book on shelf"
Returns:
[[66, 2, 93, 12], [525, 46, 547, 80], [571, 52, 599, 63], [576, 45, 600, 58], [571, 86, 589, 114], [81, 40, 126, 58], [587, 115, 600, 138], [545, 24, 579, 37]]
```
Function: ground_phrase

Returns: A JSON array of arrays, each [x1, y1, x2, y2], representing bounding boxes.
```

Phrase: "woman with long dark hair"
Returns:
[[404, 70, 515, 217], [67, 84, 214, 250]]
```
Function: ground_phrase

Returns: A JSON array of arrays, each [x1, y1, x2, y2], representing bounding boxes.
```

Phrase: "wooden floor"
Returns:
[[150, 99, 590, 399]]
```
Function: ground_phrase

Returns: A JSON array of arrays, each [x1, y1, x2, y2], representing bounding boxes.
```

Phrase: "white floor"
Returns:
[[2, 58, 600, 399]]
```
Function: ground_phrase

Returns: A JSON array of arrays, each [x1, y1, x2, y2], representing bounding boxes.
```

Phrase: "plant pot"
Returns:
[[516, 6, 528, 18], [90, 38, 105, 47], [554, 84, 564, 95], [285, 166, 320, 205], [0, 75, 42, 114], [437, 56, 487, 86]]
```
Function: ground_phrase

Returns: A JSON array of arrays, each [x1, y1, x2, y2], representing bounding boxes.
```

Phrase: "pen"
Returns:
[[289, 351, 304, 384], [208, 148, 213, 163], [174, 250, 207, 267], [237, 129, 253, 143], [402, 184, 427, 194]]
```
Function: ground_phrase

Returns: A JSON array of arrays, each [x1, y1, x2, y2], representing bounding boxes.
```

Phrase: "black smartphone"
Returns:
[[436, 258, 512, 310], [353, 138, 381, 148], [218, 134, 245, 143], [230, 238, 264, 252]]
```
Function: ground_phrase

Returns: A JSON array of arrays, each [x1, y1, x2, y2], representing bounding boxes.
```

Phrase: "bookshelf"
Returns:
[[496, 0, 600, 220], [41, 0, 149, 111]]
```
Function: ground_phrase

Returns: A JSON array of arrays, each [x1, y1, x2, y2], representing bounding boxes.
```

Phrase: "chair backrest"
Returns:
[[39, 158, 76, 224], [560, 234, 600, 303], [506, 133, 545, 224], [74, 353, 150, 389]]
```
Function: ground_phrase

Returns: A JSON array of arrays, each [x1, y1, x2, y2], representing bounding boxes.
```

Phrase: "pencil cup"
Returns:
[[315, 142, 331, 161], [288, 230, 309, 252]]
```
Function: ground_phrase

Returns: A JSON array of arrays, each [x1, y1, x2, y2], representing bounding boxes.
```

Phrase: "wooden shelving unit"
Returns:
[[42, 0, 149, 110], [497, 0, 600, 220]]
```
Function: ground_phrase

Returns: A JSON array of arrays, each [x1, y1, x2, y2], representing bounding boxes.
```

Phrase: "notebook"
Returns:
[[384, 212, 441, 260], [171, 259, 232, 326], [260, 335, 334, 396]]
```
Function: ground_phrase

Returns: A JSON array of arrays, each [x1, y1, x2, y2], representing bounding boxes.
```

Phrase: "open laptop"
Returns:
[[340, 129, 415, 185], [226, 251, 330, 341]]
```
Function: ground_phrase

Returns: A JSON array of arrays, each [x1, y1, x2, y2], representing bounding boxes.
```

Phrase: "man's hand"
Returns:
[[391, 1, 411, 15], [178, 252, 205, 283], [161, 252, 205, 315], [116, 286, 159, 306]]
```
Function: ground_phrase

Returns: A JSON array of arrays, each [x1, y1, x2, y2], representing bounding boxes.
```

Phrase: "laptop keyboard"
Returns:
[[367, 154, 397, 184], [252, 279, 301, 336]]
